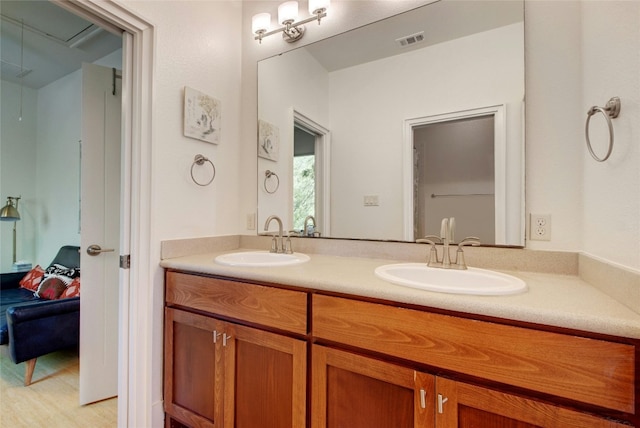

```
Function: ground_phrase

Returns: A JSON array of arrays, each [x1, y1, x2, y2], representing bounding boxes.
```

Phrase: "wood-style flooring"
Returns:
[[0, 348, 117, 427]]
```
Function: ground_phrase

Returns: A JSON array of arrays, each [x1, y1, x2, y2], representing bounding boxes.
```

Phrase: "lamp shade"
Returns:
[[0, 198, 20, 221], [309, 0, 329, 14], [278, 1, 298, 24], [252, 12, 271, 34]]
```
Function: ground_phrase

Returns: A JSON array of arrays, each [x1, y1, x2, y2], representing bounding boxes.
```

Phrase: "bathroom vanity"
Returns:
[[161, 246, 639, 428]]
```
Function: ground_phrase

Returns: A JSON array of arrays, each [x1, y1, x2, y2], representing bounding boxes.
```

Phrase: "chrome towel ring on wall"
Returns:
[[585, 96, 621, 162], [190, 154, 216, 186], [264, 170, 280, 194]]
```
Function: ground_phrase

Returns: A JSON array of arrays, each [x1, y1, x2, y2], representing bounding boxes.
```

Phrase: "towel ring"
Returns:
[[585, 97, 620, 162], [190, 154, 216, 186], [264, 170, 280, 194]]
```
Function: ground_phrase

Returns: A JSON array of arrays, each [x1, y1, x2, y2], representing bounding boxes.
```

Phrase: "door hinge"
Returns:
[[119, 254, 131, 269]]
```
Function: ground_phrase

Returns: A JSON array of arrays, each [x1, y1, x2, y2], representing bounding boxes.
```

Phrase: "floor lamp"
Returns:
[[1, 196, 21, 264]]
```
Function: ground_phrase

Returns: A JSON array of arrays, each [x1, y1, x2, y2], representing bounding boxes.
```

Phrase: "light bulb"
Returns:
[[252, 13, 271, 34], [278, 1, 298, 25]]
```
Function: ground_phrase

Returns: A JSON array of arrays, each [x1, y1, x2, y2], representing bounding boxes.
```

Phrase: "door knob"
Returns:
[[86, 245, 115, 256]]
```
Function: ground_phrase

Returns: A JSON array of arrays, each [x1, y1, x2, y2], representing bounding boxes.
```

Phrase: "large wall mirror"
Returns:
[[258, 0, 524, 246]]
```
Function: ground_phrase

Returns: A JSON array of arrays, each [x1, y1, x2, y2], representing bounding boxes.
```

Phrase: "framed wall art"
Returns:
[[184, 86, 221, 144], [258, 119, 279, 161]]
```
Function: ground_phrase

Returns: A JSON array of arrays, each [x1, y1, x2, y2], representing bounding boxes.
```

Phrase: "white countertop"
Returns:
[[160, 249, 640, 339]]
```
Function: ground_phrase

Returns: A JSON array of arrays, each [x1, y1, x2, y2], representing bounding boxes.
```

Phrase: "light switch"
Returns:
[[364, 195, 379, 206]]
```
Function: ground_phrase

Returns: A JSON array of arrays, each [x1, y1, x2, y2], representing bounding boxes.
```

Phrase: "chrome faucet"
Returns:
[[303, 215, 317, 237], [264, 215, 292, 254], [417, 217, 479, 270]]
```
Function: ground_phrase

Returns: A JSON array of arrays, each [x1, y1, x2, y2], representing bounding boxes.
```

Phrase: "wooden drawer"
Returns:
[[312, 294, 636, 414], [166, 271, 307, 335]]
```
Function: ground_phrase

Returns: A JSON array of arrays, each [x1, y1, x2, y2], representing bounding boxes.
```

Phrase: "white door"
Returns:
[[79, 63, 121, 405]]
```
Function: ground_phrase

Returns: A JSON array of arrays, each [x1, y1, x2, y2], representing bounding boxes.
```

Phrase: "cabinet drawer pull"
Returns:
[[213, 331, 222, 343], [419, 388, 427, 409], [437, 394, 448, 414], [223, 334, 232, 347]]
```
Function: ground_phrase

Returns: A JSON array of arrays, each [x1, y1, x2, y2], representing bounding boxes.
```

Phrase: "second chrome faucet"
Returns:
[[264, 215, 293, 254], [416, 217, 480, 270]]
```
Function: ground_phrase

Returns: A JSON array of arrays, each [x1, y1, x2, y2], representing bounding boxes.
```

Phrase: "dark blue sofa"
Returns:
[[0, 246, 80, 385]]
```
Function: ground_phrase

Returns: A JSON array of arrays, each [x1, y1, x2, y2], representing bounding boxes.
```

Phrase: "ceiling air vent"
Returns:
[[395, 31, 425, 48]]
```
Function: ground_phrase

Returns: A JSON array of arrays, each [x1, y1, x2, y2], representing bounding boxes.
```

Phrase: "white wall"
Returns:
[[114, 1, 243, 423], [258, 48, 330, 229], [525, 1, 584, 253], [34, 70, 82, 266], [0, 80, 38, 271], [581, 1, 640, 269], [525, 1, 640, 271]]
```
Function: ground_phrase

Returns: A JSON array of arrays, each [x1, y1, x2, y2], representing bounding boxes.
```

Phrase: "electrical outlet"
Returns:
[[246, 213, 256, 230], [529, 214, 551, 241]]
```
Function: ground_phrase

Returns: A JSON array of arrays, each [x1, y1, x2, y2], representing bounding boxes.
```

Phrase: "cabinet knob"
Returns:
[[213, 331, 222, 343], [437, 394, 448, 414], [419, 389, 427, 409]]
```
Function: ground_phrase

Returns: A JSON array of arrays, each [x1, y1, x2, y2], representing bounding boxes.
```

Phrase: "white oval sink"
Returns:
[[215, 251, 310, 267], [374, 263, 526, 296]]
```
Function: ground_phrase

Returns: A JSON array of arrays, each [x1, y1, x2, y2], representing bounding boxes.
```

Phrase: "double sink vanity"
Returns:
[[160, 235, 639, 428]]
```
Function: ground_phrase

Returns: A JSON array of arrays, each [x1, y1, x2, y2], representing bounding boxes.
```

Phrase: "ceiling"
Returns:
[[0, 1, 122, 89], [305, 0, 523, 72]]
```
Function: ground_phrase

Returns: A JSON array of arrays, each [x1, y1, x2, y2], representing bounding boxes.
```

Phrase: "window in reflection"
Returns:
[[293, 126, 316, 232]]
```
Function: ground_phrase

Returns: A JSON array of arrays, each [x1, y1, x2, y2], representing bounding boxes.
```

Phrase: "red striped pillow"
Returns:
[[61, 277, 81, 298], [19, 265, 45, 292]]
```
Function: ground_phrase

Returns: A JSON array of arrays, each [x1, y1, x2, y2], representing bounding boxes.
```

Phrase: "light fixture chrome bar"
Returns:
[[255, 11, 327, 41]]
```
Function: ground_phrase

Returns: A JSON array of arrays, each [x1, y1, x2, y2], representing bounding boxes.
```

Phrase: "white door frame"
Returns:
[[52, 1, 154, 426], [292, 109, 331, 236], [402, 105, 507, 243]]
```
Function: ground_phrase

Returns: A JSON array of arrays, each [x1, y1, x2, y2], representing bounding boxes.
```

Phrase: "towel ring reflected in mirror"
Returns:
[[190, 154, 216, 186], [585, 97, 620, 162], [264, 170, 280, 194]]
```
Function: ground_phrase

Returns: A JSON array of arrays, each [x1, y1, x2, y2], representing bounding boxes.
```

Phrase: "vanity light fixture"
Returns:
[[252, 0, 329, 44]]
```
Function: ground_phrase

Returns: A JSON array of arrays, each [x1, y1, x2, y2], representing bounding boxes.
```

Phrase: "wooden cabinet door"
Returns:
[[435, 378, 629, 428], [311, 345, 434, 428], [223, 322, 307, 428], [164, 308, 225, 428]]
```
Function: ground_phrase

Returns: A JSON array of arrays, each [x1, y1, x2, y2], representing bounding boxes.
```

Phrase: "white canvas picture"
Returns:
[[258, 119, 280, 161], [184, 86, 221, 144]]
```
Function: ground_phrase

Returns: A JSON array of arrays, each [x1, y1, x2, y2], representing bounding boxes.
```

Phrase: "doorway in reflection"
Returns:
[[414, 115, 495, 243]]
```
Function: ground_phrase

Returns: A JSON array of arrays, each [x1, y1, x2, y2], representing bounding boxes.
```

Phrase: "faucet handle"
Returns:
[[284, 236, 293, 254], [416, 235, 441, 267], [269, 236, 278, 253], [416, 235, 441, 245], [454, 237, 481, 270], [458, 237, 481, 248]]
